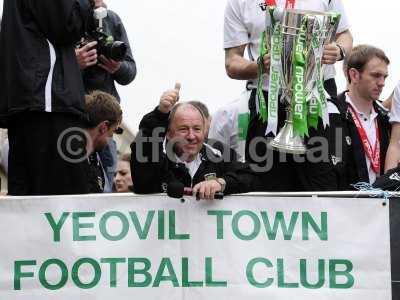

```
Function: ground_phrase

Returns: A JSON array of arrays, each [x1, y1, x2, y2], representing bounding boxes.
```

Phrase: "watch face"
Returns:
[[204, 173, 217, 181]]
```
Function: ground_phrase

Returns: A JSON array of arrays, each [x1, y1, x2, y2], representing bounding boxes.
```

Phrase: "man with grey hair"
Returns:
[[131, 83, 255, 200]]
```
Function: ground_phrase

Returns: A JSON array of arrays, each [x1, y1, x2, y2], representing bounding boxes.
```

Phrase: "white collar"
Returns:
[[345, 93, 378, 121]]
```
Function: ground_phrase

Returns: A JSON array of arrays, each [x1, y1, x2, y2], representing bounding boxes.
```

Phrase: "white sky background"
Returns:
[[1, 0, 399, 132]]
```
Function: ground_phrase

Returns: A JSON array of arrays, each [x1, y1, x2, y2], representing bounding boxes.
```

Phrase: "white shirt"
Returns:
[[390, 81, 400, 123], [176, 154, 202, 179], [224, 0, 350, 90], [209, 90, 251, 161], [346, 94, 379, 184]]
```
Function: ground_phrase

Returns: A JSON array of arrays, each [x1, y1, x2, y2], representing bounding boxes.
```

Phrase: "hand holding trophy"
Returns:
[[257, 2, 340, 154]]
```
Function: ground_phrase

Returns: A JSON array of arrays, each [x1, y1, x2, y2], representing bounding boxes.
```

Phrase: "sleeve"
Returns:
[[209, 108, 236, 149], [220, 159, 256, 194], [329, 0, 350, 34], [390, 82, 400, 123], [131, 107, 170, 194], [28, 0, 92, 45], [223, 0, 249, 49], [111, 13, 137, 85]]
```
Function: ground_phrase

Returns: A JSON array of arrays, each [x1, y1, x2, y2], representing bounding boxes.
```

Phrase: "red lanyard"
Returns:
[[285, 0, 296, 9], [265, 0, 276, 6], [265, 0, 295, 8], [348, 106, 381, 174]]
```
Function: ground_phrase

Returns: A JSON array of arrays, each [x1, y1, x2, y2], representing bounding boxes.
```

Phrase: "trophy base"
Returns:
[[269, 122, 307, 155]]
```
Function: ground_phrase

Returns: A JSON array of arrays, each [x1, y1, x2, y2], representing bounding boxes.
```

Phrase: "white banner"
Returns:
[[0, 194, 392, 299]]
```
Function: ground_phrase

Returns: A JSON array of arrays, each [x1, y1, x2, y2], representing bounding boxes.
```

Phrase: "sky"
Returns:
[[1, 0, 399, 132]]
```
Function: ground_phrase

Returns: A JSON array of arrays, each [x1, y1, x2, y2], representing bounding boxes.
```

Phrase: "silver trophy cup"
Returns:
[[269, 9, 340, 154]]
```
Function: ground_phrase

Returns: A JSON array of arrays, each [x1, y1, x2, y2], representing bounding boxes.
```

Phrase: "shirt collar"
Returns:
[[345, 93, 378, 121]]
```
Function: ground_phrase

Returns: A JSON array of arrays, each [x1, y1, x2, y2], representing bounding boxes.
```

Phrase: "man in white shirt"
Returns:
[[220, 0, 353, 191], [224, 0, 352, 96]]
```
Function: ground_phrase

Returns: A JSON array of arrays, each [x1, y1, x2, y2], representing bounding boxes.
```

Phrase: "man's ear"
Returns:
[[98, 121, 109, 135], [348, 68, 360, 83]]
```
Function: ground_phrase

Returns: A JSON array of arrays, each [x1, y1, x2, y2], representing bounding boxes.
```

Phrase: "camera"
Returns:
[[81, 7, 127, 61]]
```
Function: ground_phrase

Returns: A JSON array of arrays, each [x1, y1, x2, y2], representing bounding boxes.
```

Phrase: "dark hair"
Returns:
[[346, 44, 390, 83], [85, 90, 122, 127]]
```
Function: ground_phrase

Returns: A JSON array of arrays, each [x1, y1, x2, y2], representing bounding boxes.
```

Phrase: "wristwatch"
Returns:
[[216, 178, 226, 192], [337, 44, 345, 61]]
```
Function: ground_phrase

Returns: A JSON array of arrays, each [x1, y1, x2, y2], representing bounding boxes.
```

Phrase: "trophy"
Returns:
[[267, 9, 340, 154]]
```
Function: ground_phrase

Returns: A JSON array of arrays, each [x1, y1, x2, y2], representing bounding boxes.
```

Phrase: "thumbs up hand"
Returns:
[[159, 82, 181, 114]]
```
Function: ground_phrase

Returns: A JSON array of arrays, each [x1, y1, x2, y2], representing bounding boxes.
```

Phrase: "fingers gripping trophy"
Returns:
[[257, 0, 340, 154]]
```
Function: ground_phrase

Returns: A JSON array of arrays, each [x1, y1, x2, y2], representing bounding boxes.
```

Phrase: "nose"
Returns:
[[115, 173, 122, 182], [377, 76, 385, 87], [186, 129, 196, 140]]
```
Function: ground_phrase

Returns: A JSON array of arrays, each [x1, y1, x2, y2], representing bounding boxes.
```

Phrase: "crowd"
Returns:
[[0, 0, 399, 198]]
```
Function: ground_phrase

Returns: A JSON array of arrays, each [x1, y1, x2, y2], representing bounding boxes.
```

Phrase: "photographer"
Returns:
[[75, 0, 136, 191], [0, 0, 95, 195], [76, 0, 136, 99]]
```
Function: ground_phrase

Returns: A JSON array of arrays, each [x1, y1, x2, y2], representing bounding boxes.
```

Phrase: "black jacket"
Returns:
[[0, 0, 92, 126], [246, 89, 345, 191], [81, 9, 136, 101], [131, 107, 255, 195], [331, 92, 391, 186]]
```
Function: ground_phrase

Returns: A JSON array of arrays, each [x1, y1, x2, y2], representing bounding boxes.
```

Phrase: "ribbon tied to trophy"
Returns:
[[256, 1, 341, 154]]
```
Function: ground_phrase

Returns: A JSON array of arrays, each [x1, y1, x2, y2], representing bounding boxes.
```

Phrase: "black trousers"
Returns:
[[7, 112, 91, 195]]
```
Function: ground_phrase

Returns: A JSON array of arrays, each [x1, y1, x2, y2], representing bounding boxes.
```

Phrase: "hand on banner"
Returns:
[[322, 42, 341, 65], [75, 41, 98, 69], [159, 83, 181, 113], [192, 179, 223, 200]]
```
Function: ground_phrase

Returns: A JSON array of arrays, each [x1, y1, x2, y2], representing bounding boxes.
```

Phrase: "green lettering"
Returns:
[[14, 260, 36, 290], [39, 259, 68, 290], [246, 258, 273, 288], [128, 258, 152, 287], [153, 258, 179, 287], [232, 210, 261, 241], [101, 257, 126, 287], [300, 259, 325, 289], [71, 258, 101, 289], [205, 257, 227, 287], [277, 258, 298, 288], [302, 212, 328, 241], [207, 210, 232, 239], [169, 211, 190, 240], [73, 212, 96, 241], [129, 211, 155, 239], [45, 212, 70, 242], [99, 211, 129, 241], [261, 212, 299, 240], [158, 211, 165, 240], [329, 260, 354, 289], [182, 258, 203, 287]]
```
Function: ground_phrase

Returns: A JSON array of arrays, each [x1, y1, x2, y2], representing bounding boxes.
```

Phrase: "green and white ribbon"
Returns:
[[255, 6, 277, 123], [307, 19, 326, 130], [291, 17, 308, 138], [256, 30, 268, 122], [265, 23, 282, 136]]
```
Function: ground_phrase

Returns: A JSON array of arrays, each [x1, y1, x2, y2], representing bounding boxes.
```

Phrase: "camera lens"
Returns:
[[109, 41, 127, 61]]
